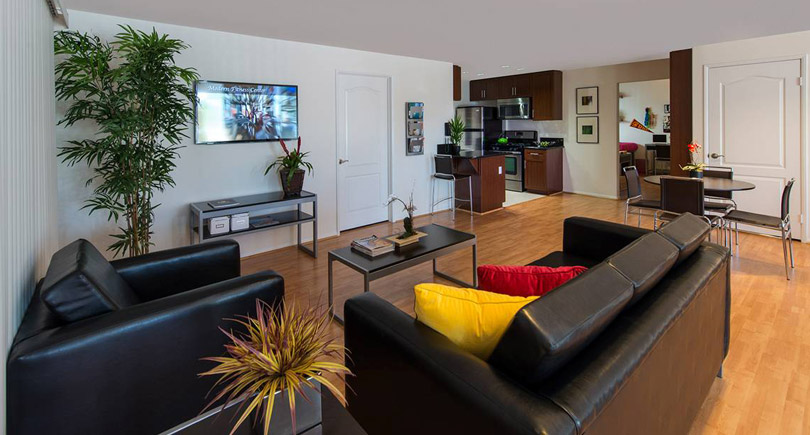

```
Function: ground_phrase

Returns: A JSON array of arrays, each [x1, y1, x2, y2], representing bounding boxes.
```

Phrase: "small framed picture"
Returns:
[[664, 103, 671, 113], [576, 116, 599, 143], [576, 86, 599, 115]]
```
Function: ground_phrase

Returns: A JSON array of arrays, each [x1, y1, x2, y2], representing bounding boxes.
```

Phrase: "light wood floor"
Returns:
[[242, 192, 808, 435]]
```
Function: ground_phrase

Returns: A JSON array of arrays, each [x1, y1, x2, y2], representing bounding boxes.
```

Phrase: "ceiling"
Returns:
[[64, 0, 810, 78]]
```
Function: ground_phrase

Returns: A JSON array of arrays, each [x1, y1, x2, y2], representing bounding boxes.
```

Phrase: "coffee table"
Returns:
[[328, 224, 477, 325]]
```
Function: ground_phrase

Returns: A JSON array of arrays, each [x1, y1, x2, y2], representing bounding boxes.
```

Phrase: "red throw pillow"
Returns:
[[477, 265, 588, 297]]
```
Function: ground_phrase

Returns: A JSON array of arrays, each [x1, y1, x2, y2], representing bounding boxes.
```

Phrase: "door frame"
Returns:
[[702, 54, 808, 242], [334, 71, 394, 233]]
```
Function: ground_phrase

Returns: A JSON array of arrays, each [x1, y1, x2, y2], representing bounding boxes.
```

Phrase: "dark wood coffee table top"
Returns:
[[328, 224, 476, 274]]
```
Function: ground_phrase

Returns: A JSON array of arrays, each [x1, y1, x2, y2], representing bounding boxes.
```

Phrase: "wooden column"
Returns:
[[669, 49, 693, 176], [453, 65, 462, 101]]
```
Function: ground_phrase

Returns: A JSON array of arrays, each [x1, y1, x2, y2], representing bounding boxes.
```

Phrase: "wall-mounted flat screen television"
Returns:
[[194, 80, 298, 144]]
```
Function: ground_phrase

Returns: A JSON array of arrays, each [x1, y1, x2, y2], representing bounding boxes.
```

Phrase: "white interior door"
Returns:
[[706, 58, 803, 239], [336, 73, 391, 231]]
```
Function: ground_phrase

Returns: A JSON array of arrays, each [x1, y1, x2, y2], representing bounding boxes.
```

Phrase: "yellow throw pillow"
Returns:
[[414, 283, 539, 359]]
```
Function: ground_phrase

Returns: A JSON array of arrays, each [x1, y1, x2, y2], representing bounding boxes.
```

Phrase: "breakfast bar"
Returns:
[[452, 152, 506, 214]]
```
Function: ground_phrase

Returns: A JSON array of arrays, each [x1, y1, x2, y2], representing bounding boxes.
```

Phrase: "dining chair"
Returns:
[[654, 176, 725, 245], [723, 179, 795, 279], [703, 166, 737, 244], [430, 154, 472, 220], [622, 166, 660, 227], [653, 145, 671, 175]]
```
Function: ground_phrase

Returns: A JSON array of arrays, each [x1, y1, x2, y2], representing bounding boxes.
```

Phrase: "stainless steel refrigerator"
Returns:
[[455, 106, 502, 152]]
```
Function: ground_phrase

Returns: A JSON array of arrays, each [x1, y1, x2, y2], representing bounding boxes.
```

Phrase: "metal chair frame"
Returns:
[[722, 178, 795, 280], [430, 155, 472, 220], [622, 166, 660, 227]]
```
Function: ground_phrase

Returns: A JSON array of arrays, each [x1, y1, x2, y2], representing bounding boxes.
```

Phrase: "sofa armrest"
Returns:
[[562, 217, 651, 263], [344, 293, 577, 435], [7, 271, 283, 435], [110, 240, 241, 301]]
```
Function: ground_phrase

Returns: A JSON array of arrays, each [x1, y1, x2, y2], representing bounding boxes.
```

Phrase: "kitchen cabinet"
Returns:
[[470, 79, 498, 101], [499, 74, 532, 98], [524, 147, 563, 195], [469, 70, 563, 120], [530, 71, 563, 121]]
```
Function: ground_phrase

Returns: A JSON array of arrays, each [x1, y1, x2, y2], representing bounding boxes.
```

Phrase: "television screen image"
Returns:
[[195, 80, 298, 144]]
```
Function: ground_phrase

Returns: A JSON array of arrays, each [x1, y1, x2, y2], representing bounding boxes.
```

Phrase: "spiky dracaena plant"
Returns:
[[54, 26, 198, 257], [200, 300, 350, 435]]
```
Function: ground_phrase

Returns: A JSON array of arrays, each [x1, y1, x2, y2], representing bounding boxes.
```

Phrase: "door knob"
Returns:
[[339, 158, 349, 164], [709, 153, 724, 159]]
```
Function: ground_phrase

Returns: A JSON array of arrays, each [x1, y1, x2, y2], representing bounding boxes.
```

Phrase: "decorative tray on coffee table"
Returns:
[[385, 231, 427, 247]]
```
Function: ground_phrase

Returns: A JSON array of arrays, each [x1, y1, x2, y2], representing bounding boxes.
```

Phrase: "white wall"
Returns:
[[58, 11, 454, 258], [692, 30, 810, 241], [1, 0, 60, 430]]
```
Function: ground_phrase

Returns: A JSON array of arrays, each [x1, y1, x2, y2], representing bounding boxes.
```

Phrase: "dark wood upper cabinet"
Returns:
[[470, 79, 499, 101], [530, 70, 563, 121], [498, 74, 532, 98], [469, 70, 562, 120]]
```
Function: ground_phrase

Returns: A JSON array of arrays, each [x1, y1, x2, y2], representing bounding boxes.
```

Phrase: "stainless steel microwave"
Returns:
[[497, 98, 532, 120]]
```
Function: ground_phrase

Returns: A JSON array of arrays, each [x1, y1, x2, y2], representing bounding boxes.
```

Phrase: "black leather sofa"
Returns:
[[7, 239, 284, 435], [344, 214, 730, 435]]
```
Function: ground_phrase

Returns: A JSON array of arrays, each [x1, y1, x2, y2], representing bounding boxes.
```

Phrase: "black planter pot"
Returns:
[[279, 169, 305, 196], [690, 170, 704, 179]]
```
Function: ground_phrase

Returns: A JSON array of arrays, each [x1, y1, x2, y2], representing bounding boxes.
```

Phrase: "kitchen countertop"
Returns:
[[523, 145, 564, 150], [456, 151, 505, 158]]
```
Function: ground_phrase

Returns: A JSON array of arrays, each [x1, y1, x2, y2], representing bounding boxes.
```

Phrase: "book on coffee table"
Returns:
[[351, 236, 394, 257]]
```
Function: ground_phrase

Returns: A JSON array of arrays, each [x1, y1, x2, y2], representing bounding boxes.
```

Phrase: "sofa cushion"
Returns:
[[414, 283, 538, 359], [40, 239, 140, 322], [656, 213, 711, 264], [606, 233, 680, 304], [477, 265, 588, 297], [488, 263, 634, 386]]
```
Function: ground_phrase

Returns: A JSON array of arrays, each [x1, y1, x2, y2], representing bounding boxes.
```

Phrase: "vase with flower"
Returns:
[[680, 141, 706, 178]]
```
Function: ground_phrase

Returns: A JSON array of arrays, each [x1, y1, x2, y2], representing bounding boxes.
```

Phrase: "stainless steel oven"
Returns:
[[497, 98, 532, 120]]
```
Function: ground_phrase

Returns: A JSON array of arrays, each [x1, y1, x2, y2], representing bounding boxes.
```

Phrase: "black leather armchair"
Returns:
[[7, 240, 284, 435]]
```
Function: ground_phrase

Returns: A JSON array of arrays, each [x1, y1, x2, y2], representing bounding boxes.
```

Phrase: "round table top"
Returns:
[[644, 175, 756, 192]]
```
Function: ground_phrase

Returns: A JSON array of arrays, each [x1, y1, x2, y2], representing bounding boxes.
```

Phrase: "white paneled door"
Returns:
[[336, 73, 391, 231], [706, 58, 803, 239]]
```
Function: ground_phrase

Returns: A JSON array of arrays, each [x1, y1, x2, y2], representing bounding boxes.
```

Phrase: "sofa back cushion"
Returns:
[[488, 263, 634, 386], [477, 265, 588, 297], [40, 239, 140, 322], [606, 233, 680, 305], [656, 213, 711, 264]]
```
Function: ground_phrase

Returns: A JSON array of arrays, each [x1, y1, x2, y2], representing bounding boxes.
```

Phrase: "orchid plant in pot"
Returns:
[[200, 299, 350, 435], [265, 137, 313, 196], [680, 141, 706, 178], [386, 188, 417, 239]]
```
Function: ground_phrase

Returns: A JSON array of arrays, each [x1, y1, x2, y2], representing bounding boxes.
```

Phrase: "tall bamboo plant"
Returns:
[[54, 26, 199, 257]]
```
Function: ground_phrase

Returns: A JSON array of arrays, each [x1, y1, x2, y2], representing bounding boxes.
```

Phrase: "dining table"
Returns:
[[644, 175, 756, 192]]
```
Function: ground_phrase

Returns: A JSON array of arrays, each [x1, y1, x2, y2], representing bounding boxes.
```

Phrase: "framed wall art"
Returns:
[[576, 116, 599, 143], [576, 86, 599, 115]]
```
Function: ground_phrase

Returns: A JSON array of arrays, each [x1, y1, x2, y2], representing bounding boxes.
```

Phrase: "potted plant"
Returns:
[[54, 26, 199, 257], [265, 137, 313, 196], [447, 116, 465, 155], [200, 300, 350, 435], [680, 141, 706, 178]]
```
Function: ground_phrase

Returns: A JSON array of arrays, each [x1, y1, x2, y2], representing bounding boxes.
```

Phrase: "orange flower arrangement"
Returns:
[[680, 141, 706, 172]]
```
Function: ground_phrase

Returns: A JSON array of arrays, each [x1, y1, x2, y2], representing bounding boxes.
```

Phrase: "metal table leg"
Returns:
[[432, 242, 477, 288], [329, 256, 339, 323]]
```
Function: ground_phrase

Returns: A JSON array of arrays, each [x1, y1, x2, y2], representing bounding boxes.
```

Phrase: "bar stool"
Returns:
[[430, 155, 472, 220]]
